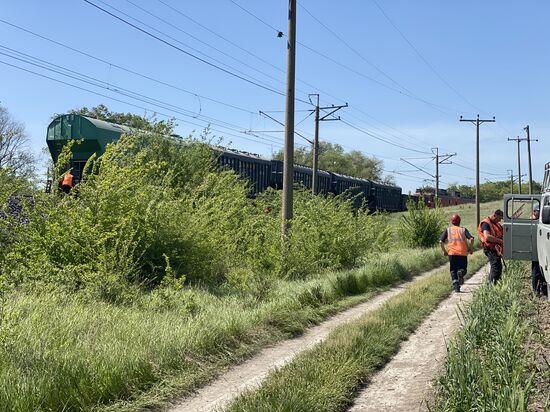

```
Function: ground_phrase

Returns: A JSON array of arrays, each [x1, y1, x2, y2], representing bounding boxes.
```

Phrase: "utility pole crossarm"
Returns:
[[319, 103, 348, 121], [523, 125, 538, 194], [508, 136, 528, 194], [309, 95, 347, 195], [460, 114, 496, 226]]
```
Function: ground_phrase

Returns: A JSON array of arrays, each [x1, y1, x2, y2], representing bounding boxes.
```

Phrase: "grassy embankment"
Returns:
[[0, 131, 502, 412], [225, 252, 488, 412], [0, 199, 498, 412], [433, 261, 548, 411], [0, 248, 450, 412]]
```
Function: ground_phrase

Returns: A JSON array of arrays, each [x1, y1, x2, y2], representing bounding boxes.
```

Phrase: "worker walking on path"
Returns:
[[440, 214, 474, 292], [478, 209, 504, 284], [59, 170, 74, 194]]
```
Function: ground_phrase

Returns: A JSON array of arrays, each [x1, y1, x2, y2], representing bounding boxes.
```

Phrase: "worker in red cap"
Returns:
[[439, 214, 474, 292]]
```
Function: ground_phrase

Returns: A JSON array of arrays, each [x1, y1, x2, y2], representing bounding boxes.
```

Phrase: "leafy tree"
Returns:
[[447, 180, 542, 202], [0, 105, 35, 179], [274, 142, 391, 182]]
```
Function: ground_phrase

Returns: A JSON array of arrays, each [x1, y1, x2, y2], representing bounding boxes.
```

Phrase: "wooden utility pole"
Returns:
[[309, 94, 347, 194], [431, 147, 456, 202], [523, 125, 538, 194], [312, 101, 320, 194], [282, 0, 297, 237], [435, 147, 439, 200], [508, 136, 527, 194], [460, 114, 495, 226], [401, 148, 455, 206]]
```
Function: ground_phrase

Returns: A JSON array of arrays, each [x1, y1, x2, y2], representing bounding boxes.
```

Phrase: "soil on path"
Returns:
[[169, 265, 447, 412], [348, 264, 489, 412]]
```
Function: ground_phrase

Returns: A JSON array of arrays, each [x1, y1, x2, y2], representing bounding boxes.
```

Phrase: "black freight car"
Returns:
[[330, 173, 374, 210], [270, 160, 332, 194], [216, 148, 271, 195], [372, 182, 402, 212]]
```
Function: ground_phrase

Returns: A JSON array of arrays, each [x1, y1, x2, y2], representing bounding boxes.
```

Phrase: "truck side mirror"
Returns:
[[542, 205, 550, 224]]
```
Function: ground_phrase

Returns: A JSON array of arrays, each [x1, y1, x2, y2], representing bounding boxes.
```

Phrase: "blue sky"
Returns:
[[1, 0, 549, 193]]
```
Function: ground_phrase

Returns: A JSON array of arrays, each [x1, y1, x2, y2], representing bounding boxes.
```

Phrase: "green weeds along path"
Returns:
[[171, 259, 454, 411], [434, 262, 545, 412], [0, 249, 447, 411], [225, 253, 487, 412]]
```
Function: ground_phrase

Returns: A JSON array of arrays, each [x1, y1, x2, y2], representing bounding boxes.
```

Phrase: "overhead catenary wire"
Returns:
[[339, 118, 432, 154], [0, 46, 271, 138], [0, 19, 259, 115], [224, 0, 460, 154], [371, 0, 483, 116], [228, 0, 468, 117], [4, 3, 506, 186], [91, 0, 294, 100], [81, 0, 306, 102], [0, 17, 422, 164], [297, 1, 466, 118], [121, 0, 292, 92], [0, 57, 300, 150]]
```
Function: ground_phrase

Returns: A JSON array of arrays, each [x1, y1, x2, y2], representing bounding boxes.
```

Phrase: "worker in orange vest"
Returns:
[[59, 170, 74, 194], [478, 209, 504, 284], [440, 214, 474, 292]]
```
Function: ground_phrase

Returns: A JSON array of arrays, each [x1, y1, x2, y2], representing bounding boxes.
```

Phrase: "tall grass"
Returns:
[[0, 248, 449, 411], [433, 262, 535, 411], [225, 253, 488, 412]]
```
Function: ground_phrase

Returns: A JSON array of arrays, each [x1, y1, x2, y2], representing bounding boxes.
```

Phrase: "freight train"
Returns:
[[46, 114, 471, 212]]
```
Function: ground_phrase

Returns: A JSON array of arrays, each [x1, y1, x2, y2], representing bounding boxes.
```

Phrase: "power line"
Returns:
[[372, 0, 484, 115], [94, 0, 289, 96], [223, 0, 465, 155], [227, 0, 462, 116], [0, 46, 265, 137], [82, 0, 293, 100], [339, 118, 432, 154], [156, 0, 285, 75], [297, 1, 461, 115], [121, 0, 289, 91], [0, 57, 293, 150], [227, 0, 283, 35], [0, 19, 258, 115]]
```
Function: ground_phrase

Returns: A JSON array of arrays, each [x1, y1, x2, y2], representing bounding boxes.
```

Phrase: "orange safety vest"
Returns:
[[62, 173, 74, 188], [477, 217, 503, 250], [447, 226, 469, 256]]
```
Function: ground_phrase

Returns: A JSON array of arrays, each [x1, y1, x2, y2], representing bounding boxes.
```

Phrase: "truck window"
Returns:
[[506, 198, 540, 220]]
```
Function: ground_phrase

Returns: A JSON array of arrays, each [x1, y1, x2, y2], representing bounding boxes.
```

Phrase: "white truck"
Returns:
[[503, 161, 550, 299]]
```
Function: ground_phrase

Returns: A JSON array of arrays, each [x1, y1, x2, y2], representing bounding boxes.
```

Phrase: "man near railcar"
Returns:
[[59, 170, 74, 194], [478, 209, 504, 284], [440, 214, 474, 292]]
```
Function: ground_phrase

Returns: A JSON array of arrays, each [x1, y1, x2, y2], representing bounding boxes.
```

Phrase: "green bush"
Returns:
[[2, 130, 393, 302], [398, 199, 446, 248]]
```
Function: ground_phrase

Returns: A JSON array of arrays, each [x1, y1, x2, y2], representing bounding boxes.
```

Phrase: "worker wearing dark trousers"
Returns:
[[478, 210, 504, 284], [440, 214, 474, 292]]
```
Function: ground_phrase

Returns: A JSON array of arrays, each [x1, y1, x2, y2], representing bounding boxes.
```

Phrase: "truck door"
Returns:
[[503, 194, 541, 261], [538, 195, 550, 280]]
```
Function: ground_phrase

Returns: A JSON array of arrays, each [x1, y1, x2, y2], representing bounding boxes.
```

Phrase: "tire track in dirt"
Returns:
[[348, 264, 489, 412], [169, 265, 447, 412]]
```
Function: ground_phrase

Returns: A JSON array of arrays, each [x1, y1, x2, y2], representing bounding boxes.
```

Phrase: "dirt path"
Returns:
[[348, 264, 489, 412], [169, 265, 447, 412]]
